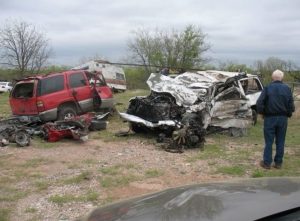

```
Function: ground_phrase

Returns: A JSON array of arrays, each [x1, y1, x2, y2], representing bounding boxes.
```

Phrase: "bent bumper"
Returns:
[[119, 112, 178, 128]]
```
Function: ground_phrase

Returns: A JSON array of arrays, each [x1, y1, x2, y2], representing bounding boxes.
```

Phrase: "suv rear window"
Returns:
[[13, 83, 34, 98], [38, 75, 64, 96]]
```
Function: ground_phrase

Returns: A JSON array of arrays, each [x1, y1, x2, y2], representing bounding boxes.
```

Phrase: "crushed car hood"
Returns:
[[147, 71, 246, 107]]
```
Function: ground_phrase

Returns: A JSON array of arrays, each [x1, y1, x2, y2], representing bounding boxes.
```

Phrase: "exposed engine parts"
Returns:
[[127, 92, 185, 123]]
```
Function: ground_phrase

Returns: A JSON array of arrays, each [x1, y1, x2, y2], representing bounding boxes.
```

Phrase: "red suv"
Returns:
[[9, 70, 114, 121]]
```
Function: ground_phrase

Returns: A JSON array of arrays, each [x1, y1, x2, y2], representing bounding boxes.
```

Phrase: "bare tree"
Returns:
[[128, 25, 210, 73], [0, 20, 52, 77]]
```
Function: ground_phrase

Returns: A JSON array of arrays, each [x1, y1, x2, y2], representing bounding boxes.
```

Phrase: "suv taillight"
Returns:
[[36, 100, 45, 111]]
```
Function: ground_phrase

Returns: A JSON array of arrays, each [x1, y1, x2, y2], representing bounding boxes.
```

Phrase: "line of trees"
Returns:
[[218, 57, 299, 83], [0, 19, 299, 84]]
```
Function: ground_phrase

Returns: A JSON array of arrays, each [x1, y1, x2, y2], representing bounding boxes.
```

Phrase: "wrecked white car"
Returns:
[[120, 71, 263, 151]]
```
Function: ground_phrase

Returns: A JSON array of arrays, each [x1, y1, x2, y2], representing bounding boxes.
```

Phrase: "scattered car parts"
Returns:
[[41, 113, 108, 142], [0, 112, 109, 147], [0, 116, 41, 147]]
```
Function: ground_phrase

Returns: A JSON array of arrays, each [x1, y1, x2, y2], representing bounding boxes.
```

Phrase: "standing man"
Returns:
[[256, 69, 295, 169]]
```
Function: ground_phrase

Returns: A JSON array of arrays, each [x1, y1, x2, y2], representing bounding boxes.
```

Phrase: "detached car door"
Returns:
[[68, 71, 93, 112]]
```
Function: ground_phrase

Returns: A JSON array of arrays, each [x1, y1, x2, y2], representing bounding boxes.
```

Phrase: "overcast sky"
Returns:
[[1, 0, 299, 67]]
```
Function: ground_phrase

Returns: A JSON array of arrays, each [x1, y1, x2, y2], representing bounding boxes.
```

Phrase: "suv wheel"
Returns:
[[58, 106, 77, 120]]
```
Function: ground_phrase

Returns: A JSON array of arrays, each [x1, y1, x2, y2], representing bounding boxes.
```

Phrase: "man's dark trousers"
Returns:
[[263, 116, 288, 166]]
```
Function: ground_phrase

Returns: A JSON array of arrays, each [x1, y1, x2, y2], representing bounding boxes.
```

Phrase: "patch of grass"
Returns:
[[100, 174, 138, 188], [101, 196, 116, 206], [225, 149, 254, 163], [0, 154, 14, 169], [32, 138, 58, 149], [83, 190, 99, 202], [145, 169, 164, 178], [67, 163, 81, 169], [13, 169, 31, 181], [187, 144, 226, 162], [48, 194, 77, 205], [123, 163, 137, 169], [252, 170, 264, 178], [82, 159, 98, 165], [249, 151, 300, 178], [216, 165, 246, 176], [239, 121, 264, 144], [208, 161, 217, 166], [285, 119, 300, 146], [25, 207, 37, 213], [100, 165, 121, 175], [90, 130, 121, 142], [0, 208, 11, 221], [0, 175, 15, 185], [34, 181, 50, 191], [0, 187, 28, 202], [48, 190, 99, 205], [0, 93, 11, 118], [63, 171, 91, 185], [29, 173, 44, 179], [99, 164, 138, 175], [21, 157, 52, 168]]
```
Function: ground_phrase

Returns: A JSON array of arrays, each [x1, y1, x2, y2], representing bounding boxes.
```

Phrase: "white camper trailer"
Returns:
[[73, 60, 127, 91]]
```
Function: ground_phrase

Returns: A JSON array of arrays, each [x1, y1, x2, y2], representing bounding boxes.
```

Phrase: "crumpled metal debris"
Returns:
[[120, 70, 262, 152], [0, 116, 41, 147], [41, 113, 108, 142], [0, 112, 109, 146]]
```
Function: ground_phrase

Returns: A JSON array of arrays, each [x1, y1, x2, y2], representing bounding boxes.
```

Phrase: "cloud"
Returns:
[[0, 0, 299, 66]]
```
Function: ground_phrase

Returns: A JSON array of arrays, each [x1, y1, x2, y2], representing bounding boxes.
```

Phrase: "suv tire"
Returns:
[[58, 106, 77, 120]]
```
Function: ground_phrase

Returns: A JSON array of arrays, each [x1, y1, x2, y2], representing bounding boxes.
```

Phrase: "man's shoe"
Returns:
[[260, 161, 271, 169], [273, 164, 282, 169]]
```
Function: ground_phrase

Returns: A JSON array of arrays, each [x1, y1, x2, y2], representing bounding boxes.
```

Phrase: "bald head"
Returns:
[[272, 69, 284, 81]]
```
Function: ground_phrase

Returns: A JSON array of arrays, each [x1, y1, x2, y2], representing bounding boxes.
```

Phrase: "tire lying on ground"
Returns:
[[15, 130, 30, 147]]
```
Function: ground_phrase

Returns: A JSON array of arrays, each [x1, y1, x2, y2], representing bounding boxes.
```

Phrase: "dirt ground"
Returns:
[[1, 114, 300, 221], [0, 133, 250, 221], [0, 93, 299, 221]]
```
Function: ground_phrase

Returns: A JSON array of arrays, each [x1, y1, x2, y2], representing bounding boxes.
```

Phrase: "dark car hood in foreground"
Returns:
[[82, 177, 300, 221]]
